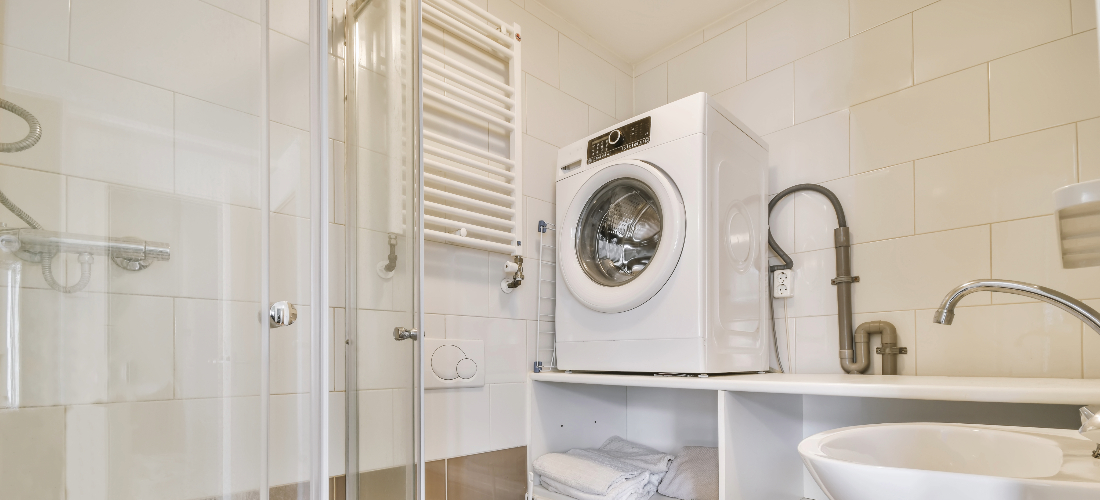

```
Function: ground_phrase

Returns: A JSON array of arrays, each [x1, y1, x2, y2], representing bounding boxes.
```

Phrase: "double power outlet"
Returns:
[[772, 270, 793, 298]]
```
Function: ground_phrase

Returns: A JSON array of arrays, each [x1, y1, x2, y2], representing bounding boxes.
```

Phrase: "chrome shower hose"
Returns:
[[0, 98, 43, 153]]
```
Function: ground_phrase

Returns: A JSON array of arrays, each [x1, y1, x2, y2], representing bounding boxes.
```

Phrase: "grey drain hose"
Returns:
[[0, 98, 43, 153]]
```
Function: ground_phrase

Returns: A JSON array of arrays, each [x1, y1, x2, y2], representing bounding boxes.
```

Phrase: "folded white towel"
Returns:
[[534, 451, 644, 496], [596, 436, 675, 474], [541, 471, 653, 500], [657, 446, 719, 500]]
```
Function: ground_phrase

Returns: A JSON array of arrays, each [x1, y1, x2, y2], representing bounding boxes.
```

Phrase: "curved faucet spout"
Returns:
[[933, 280, 1100, 335]]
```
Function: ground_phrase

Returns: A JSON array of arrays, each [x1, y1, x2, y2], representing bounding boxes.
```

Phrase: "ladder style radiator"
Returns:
[[422, 0, 523, 255]]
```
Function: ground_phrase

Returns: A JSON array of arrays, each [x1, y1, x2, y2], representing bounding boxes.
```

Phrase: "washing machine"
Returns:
[[554, 93, 770, 374]]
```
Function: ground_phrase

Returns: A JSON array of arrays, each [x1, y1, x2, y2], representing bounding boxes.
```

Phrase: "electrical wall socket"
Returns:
[[773, 270, 793, 298]]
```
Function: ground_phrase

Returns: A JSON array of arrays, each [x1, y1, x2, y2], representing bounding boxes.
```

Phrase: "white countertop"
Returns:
[[529, 371, 1100, 405]]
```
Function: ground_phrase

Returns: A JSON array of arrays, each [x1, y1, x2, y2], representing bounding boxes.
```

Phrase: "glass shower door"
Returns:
[[338, 0, 420, 499]]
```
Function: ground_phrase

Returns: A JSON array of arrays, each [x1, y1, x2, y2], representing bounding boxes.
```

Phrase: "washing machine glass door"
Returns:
[[560, 160, 686, 313]]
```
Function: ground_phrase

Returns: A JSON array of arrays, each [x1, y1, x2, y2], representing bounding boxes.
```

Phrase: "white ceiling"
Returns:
[[537, 0, 759, 64]]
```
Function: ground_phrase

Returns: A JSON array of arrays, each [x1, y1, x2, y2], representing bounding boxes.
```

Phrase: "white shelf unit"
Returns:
[[527, 375, 1084, 500], [421, 0, 523, 255]]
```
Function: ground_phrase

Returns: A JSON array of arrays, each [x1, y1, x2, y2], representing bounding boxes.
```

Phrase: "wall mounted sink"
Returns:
[[799, 423, 1100, 500]]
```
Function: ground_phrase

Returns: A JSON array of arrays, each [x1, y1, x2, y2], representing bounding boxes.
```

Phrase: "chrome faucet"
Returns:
[[933, 280, 1100, 458]]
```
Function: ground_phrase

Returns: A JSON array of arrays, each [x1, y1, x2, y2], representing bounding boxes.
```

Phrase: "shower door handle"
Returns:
[[393, 327, 418, 341], [269, 301, 297, 327]]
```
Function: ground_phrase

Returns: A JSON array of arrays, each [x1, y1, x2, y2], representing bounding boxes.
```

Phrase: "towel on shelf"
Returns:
[[657, 446, 719, 500], [534, 437, 674, 500]]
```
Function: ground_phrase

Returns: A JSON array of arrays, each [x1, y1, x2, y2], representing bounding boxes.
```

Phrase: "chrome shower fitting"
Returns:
[[0, 229, 170, 293]]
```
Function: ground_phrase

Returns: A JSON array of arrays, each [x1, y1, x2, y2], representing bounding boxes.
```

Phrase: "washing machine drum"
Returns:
[[561, 160, 686, 313]]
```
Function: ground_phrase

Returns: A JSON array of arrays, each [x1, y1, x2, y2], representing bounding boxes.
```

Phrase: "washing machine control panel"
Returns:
[[587, 116, 651, 164]]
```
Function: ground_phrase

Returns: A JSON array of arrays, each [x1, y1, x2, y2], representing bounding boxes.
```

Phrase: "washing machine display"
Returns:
[[587, 116, 651, 163], [575, 178, 663, 287]]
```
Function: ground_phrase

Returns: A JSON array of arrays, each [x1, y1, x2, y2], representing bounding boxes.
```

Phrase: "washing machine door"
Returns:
[[560, 159, 686, 313]]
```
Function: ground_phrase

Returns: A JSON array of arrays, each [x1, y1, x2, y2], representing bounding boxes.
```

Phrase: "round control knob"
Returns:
[[608, 129, 623, 146], [456, 358, 478, 379]]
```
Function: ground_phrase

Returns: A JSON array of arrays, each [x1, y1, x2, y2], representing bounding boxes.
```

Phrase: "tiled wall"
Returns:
[[418, 0, 632, 463], [634, 0, 1100, 378]]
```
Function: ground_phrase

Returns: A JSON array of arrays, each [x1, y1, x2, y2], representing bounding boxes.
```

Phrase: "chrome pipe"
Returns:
[[0, 229, 170, 262]]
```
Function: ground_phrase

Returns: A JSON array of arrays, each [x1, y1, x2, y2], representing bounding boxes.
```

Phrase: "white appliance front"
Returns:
[[554, 94, 770, 374]]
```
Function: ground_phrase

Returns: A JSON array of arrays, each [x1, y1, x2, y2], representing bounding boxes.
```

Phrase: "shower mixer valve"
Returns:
[[0, 229, 170, 294]]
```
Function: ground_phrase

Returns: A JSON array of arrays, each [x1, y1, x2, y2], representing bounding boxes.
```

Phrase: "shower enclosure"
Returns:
[[0, 0, 421, 499]]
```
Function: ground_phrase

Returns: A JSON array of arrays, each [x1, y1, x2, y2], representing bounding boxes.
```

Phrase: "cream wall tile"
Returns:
[[176, 298, 261, 402], [634, 64, 668, 115], [0, 406, 65, 500], [271, 0, 308, 43], [795, 16, 913, 123], [270, 121, 312, 218], [424, 313, 446, 338], [990, 31, 1100, 140], [784, 248, 839, 318], [712, 64, 794, 136], [1072, 0, 1097, 32], [0, 46, 175, 192], [852, 225, 992, 313], [851, 64, 989, 174], [269, 31, 310, 131], [1080, 118, 1100, 181], [0, 0, 69, 60], [521, 1, 631, 75], [589, 107, 617, 134], [0, 164, 63, 230], [19, 290, 107, 407], [667, 25, 747, 102], [70, 0, 260, 115], [850, 0, 937, 35], [914, 0, 1070, 83], [522, 134, 557, 203], [66, 404, 108, 500], [915, 125, 1076, 233], [559, 36, 617, 116], [489, 383, 527, 450], [916, 303, 1082, 378], [328, 393, 345, 475], [425, 386, 491, 461], [174, 95, 260, 208], [271, 212, 311, 305], [763, 110, 850, 192], [107, 294, 174, 402], [446, 315, 527, 384], [524, 196, 555, 262], [794, 162, 915, 253], [993, 216, 1100, 303], [487, 0, 559, 87], [616, 70, 634, 120], [525, 74, 588, 148], [634, 31, 705, 77], [357, 390, 396, 472], [270, 306, 311, 395], [747, 0, 849, 78], [424, 241, 491, 316], [270, 394, 311, 484]]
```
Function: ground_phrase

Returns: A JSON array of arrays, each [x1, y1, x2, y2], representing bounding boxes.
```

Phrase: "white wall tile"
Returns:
[[524, 196, 555, 262], [850, 64, 989, 174], [588, 107, 617, 134], [852, 225, 992, 313], [328, 392, 345, 475], [526, 74, 588, 148], [356, 147, 407, 233], [271, 212, 311, 305], [784, 248, 840, 318], [270, 306, 311, 395], [329, 224, 346, 308], [425, 313, 446, 338], [768, 194, 796, 255], [174, 95, 260, 208], [69, 0, 260, 115], [107, 294, 174, 402], [794, 162, 915, 253], [489, 383, 527, 450], [271, 0, 309, 43], [792, 315, 844, 374], [795, 16, 912, 122], [329, 57, 345, 142], [19, 289, 108, 407], [916, 303, 1082, 378], [0, 0, 69, 60], [667, 24, 747, 102], [446, 315, 527, 384], [333, 307, 346, 391], [763, 110, 849, 192], [270, 121, 312, 218], [0, 164, 63, 231], [269, 394, 310, 484], [559, 36, 617, 117], [634, 64, 668, 115], [424, 241, 490, 316], [66, 404, 108, 500], [850, 0, 937, 35], [357, 389, 396, 471], [487, 0, 560, 87], [915, 125, 1076, 233], [1081, 118, 1100, 181], [989, 31, 1100, 140], [0, 406, 65, 499], [712, 64, 794, 136], [746, 0, 849, 78], [993, 216, 1100, 303], [615, 69, 634, 120], [357, 310, 414, 390], [1072, 0, 1097, 32], [914, 0, 1070, 83], [527, 319, 555, 370], [425, 386, 491, 461], [0, 46, 175, 191], [270, 31, 311, 131], [522, 134, 557, 203]]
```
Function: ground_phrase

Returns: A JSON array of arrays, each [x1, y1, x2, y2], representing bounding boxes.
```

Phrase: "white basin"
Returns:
[[799, 423, 1100, 500]]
